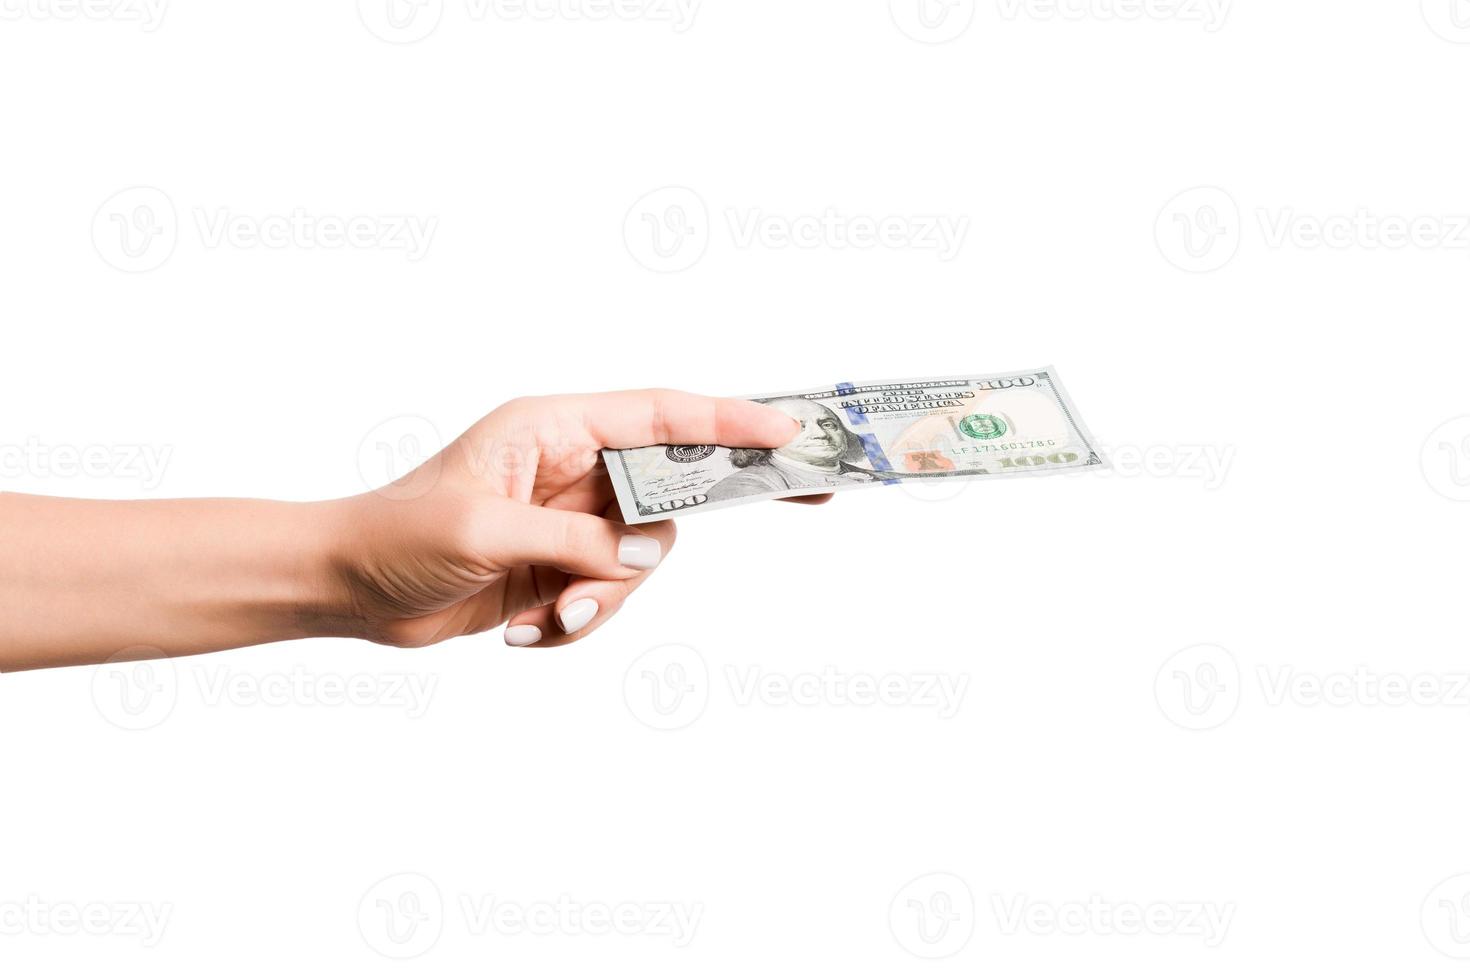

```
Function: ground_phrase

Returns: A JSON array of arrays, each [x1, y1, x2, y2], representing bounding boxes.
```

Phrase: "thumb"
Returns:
[[482, 501, 663, 580]]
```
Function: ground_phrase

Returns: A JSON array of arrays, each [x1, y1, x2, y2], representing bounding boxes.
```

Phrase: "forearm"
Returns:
[[0, 493, 357, 671]]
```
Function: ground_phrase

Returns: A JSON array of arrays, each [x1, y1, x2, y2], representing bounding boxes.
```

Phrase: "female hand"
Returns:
[[0, 389, 804, 670], [336, 389, 802, 649]]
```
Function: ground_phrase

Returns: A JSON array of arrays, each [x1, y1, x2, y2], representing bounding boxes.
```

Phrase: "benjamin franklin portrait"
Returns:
[[705, 398, 879, 502]]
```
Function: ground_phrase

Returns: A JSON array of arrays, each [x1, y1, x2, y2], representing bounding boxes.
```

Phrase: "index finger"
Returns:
[[574, 389, 800, 450]]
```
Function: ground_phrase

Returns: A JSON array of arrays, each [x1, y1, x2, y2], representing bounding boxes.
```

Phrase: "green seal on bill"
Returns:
[[959, 413, 1007, 440]]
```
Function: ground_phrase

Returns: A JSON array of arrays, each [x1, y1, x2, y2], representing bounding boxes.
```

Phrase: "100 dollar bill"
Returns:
[[603, 367, 1106, 524], [602, 365, 1105, 520]]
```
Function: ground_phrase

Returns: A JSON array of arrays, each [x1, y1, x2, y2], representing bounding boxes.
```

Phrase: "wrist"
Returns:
[[288, 497, 374, 641]]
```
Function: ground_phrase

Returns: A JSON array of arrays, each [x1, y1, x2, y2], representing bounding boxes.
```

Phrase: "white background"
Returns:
[[3, 0, 1470, 975]]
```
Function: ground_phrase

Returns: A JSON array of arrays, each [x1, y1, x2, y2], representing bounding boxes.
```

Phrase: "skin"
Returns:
[[0, 389, 829, 672]]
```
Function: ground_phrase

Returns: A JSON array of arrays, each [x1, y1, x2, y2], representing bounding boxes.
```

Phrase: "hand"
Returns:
[[336, 390, 802, 649]]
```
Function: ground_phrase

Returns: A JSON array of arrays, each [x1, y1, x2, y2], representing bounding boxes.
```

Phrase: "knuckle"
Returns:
[[556, 515, 602, 564], [646, 390, 675, 445]]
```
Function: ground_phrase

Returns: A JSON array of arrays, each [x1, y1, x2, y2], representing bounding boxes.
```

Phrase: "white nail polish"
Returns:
[[618, 534, 662, 570], [558, 597, 599, 634], [504, 625, 542, 647]]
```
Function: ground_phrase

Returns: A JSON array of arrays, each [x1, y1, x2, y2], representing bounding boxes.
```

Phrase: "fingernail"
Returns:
[[504, 625, 542, 647], [618, 534, 662, 570], [558, 597, 599, 634]]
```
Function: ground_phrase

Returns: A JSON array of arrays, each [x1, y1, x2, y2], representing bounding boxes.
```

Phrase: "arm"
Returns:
[[0, 390, 800, 672], [0, 494, 355, 671]]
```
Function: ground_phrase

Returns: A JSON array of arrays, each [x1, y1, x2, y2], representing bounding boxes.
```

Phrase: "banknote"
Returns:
[[603, 367, 1106, 524]]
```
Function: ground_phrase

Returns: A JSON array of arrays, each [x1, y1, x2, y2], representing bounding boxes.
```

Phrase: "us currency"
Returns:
[[603, 367, 1106, 524]]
